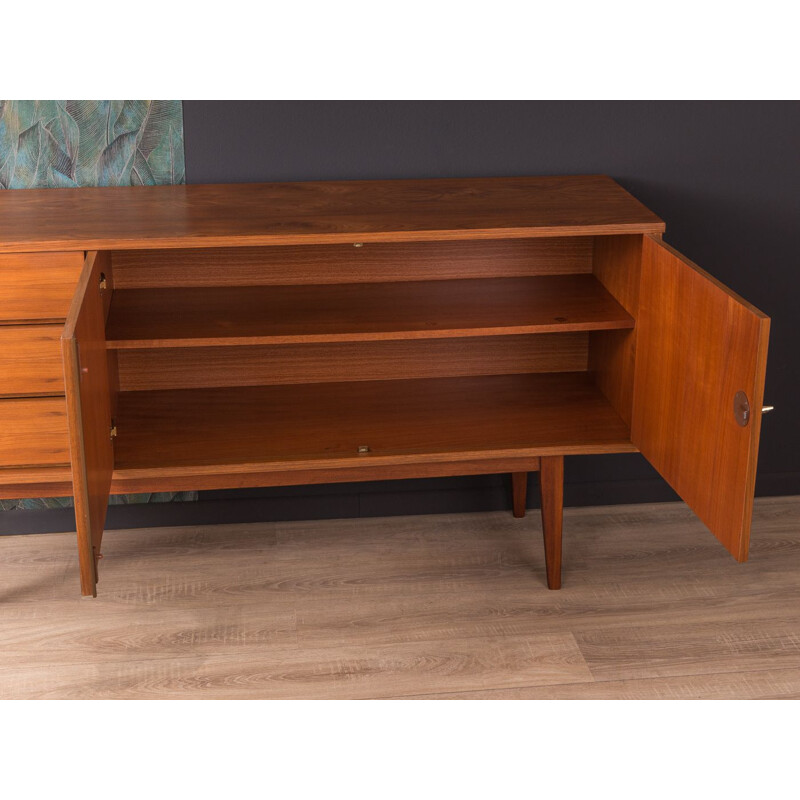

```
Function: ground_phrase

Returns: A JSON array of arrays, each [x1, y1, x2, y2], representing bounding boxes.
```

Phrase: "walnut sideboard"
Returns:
[[0, 176, 770, 596]]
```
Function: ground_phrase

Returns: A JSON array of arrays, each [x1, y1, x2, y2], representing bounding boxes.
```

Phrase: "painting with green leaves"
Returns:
[[0, 100, 185, 189], [0, 100, 191, 512]]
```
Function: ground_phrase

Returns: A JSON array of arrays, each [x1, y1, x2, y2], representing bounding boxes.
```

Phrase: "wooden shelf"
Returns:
[[105, 275, 634, 348], [111, 373, 635, 484]]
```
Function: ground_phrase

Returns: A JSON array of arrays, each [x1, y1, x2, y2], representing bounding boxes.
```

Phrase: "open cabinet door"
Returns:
[[62, 251, 114, 597], [632, 235, 770, 562]]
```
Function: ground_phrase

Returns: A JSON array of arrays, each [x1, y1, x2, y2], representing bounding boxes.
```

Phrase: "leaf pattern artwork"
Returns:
[[0, 100, 185, 189], [0, 493, 198, 512], [0, 101, 193, 512]]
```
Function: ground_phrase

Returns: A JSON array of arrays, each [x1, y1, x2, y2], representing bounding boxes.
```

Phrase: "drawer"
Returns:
[[0, 397, 70, 467], [0, 325, 65, 396], [0, 466, 74, 500], [0, 251, 84, 322]]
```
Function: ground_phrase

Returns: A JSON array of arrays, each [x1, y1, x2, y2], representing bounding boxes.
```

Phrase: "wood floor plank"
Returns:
[[574, 618, 800, 682], [0, 633, 592, 699], [401, 667, 800, 699], [293, 583, 800, 649], [0, 604, 297, 668], [0, 495, 797, 699]]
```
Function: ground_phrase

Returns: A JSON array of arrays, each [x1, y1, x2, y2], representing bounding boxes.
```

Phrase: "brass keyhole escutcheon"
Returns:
[[733, 391, 751, 427]]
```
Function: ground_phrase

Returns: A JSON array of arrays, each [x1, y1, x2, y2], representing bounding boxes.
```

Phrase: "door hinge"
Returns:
[[110, 423, 118, 440]]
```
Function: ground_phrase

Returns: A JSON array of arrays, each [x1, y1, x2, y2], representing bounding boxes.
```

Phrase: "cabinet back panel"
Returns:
[[111, 238, 593, 288], [116, 333, 588, 391]]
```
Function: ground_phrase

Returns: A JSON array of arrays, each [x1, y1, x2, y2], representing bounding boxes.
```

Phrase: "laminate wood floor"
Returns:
[[0, 496, 798, 699]]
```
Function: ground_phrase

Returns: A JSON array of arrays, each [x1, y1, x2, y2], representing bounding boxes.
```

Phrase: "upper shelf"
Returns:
[[0, 175, 665, 253], [105, 275, 635, 349]]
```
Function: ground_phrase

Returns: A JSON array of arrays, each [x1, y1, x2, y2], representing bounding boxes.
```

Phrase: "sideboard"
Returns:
[[0, 176, 770, 596]]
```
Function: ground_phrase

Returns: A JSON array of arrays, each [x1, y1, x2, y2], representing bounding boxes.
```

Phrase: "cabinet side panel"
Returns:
[[631, 236, 770, 561], [589, 235, 643, 427]]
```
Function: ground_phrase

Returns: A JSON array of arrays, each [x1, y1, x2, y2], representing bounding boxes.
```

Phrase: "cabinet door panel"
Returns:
[[62, 251, 114, 597], [632, 235, 769, 561]]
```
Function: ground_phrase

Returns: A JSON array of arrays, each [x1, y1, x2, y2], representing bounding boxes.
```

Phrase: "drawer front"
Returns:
[[0, 466, 74, 500], [0, 325, 65, 396], [0, 251, 84, 322], [0, 397, 70, 467]]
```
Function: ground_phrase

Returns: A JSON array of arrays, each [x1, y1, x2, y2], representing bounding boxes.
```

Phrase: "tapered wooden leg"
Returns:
[[77, 537, 99, 598], [511, 472, 527, 518], [539, 455, 564, 590]]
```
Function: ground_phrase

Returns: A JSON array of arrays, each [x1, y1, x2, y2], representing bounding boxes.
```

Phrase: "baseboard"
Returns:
[[2, 470, 797, 536]]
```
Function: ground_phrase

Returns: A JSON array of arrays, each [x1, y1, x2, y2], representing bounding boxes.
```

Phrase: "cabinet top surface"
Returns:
[[0, 174, 664, 252]]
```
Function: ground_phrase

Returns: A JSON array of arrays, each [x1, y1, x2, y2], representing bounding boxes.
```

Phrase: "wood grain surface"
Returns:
[[112, 238, 594, 288], [0, 496, 796, 699], [632, 236, 770, 562], [115, 334, 589, 392], [111, 373, 635, 480], [105, 457, 543, 495], [105, 276, 634, 348], [540, 455, 564, 590], [0, 251, 84, 322], [0, 325, 65, 396], [0, 458, 539, 499], [589, 234, 643, 426], [0, 176, 665, 252], [62, 251, 115, 596], [0, 397, 70, 468], [0, 465, 74, 499]]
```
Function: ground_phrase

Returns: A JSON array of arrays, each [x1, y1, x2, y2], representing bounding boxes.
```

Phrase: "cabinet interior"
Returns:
[[99, 235, 644, 484]]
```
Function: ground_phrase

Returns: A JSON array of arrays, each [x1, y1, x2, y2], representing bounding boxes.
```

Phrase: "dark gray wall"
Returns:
[[6, 101, 796, 534]]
